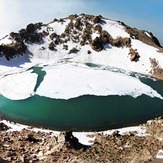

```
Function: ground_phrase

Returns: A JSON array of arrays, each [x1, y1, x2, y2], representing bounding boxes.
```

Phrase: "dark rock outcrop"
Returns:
[[48, 42, 56, 51], [100, 30, 113, 44], [93, 24, 102, 33], [65, 131, 86, 150], [0, 123, 10, 131], [93, 16, 102, 24], [91, 37, 103, 51], [0, 42, 26, 60], [50, 32, 58, 40], [125, 25, 162, 48], [12, 23, 43, 43], [0, 22, 43, 60], [112, 37, 131, 47], [68, 48, 79, 54], [74, 18, 82, 30]]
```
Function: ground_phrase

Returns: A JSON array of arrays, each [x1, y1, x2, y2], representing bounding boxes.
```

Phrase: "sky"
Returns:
[[0, 0, 163, 44]]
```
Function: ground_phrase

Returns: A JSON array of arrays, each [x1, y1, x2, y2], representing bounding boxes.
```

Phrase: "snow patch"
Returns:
[[144, 31, 151, 38], [92, 32, 100, 40], [102, 19, 130, 39], [47, 19, 70, 35], [0, 54, 32, 76], [156, 150, 163, 159], [0, 35, 13, 45], [74, 125, 147, 145]]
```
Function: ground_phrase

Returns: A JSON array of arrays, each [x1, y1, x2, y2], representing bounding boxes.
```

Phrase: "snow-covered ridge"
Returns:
[[0, 14, 163, 100]]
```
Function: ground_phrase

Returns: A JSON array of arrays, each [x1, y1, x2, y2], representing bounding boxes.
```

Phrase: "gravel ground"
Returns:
[[0, 118, 162, 163]]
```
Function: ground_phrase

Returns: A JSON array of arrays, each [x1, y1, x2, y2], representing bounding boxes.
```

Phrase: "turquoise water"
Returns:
[[0, 67, 163, 131], [0, 93, 163, 131], [32, 67, 46, 92]]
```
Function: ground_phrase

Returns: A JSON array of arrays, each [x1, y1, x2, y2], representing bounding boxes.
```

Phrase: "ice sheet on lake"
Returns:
[[0, 70, 38, 100], [36, 63, 163, 100]]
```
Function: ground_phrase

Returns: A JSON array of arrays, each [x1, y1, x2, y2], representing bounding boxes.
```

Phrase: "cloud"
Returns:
[[0, 0, 21, 38]]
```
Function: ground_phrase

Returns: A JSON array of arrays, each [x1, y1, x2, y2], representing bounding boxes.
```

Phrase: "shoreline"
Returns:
[[0, 117, 163, 162], [0, 62, 162, 101]]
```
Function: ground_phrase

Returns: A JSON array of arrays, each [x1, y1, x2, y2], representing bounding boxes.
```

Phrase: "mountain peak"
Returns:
[[0, 14, 163, 79]]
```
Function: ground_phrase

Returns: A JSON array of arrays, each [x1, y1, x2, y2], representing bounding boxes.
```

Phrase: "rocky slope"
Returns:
[[0, 118, 163, 163], [0, 14, 163, 79]]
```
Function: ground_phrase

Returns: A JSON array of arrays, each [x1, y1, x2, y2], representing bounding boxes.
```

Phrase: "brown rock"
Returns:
[[0, 157, 8, 163], [129, 48, 140, 62], [91, 37, 103, 51], [100, 30, 113, 44], [0, 123, 9, 131]]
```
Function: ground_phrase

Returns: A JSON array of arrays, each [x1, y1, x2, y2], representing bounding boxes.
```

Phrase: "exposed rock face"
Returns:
[[0, 22, 43, 60], [150, 58, 163, 80], [48, 42, 56, 51], [152, 68, 163, 80], [49, 32, 58, 40], [112, 37, 131, 47], [93, 15, 102, 24], [144, 117, 163, 138], [91, 37, 103, 51], [0, 129, 58, 162], [100, 30, 113, 44], [0, 42, 26, 60], [124, 24, 162, 48]]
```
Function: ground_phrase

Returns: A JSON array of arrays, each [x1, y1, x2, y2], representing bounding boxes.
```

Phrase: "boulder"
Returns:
[[26, 23, 36, 33], [10, 32, 21, 42], [0, 122, 9, 131], [129, 48, 140, 62], [57, 132, 65, 143], [94, 24, 102, 33], [50, 33, 58, 40], [93, 16, 102, 24], [87, 50, 92, 54], [48, 42, 56, 51], [0, 157, 8, 163], [65, 131, 85, 150], [26, 133, 40, 143], [26, 22, 42, 34], [91, 37, 103, 51], [0, 42, 27, 60], [100, 30, 113, 44], [68, 47, 79, 54]]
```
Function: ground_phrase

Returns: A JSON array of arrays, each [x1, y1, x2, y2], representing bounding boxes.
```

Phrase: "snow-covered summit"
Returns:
[[0, 14, 163, 100], [0, 14, 162, 79]]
